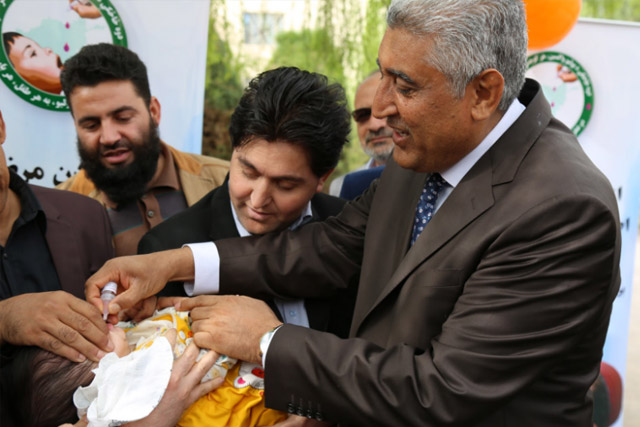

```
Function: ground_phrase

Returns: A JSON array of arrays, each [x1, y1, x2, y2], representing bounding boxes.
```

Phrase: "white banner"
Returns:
[[527, 19, 640, 427], [0, 0, 210, 187]]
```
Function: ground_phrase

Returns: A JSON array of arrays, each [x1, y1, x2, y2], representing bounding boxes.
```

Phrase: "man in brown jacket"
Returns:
[[57, 44, 228, 256]]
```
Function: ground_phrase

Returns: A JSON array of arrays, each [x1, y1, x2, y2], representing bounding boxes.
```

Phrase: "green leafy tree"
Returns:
[[269, 28, 347, 86], [581, 0, 640, 21], [202, 0, 391, 170], [204, 27, 244, 111], [201, 1, 245, 160], [269, 27, 364, 177], [268, 0, 389, 178]]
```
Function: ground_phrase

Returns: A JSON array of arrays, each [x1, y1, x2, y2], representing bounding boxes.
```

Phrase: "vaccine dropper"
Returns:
[[101, 281, 118, 321]]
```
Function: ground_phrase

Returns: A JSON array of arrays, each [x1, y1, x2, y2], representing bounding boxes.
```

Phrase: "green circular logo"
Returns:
[[0, 0, 127, 111], [527, 51, 593, 136]]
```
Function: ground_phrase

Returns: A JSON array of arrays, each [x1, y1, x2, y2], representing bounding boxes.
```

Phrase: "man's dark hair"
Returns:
[[2, 32, 22, 64], [0, 345, 95, 427], [60, 43, 151, 112], [229, 66, 351, 177]]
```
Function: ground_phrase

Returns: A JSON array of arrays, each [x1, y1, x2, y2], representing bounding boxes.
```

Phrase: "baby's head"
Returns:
[[0, 345, 96, 427], [0, 326, 130, 426]]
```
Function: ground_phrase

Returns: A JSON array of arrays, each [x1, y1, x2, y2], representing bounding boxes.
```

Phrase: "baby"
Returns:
[[0, 308, 287, 427]]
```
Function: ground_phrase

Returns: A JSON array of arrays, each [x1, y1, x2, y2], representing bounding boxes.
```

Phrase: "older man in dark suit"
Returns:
[[87, 1, 620, 425], [0, 110, 114, 363]]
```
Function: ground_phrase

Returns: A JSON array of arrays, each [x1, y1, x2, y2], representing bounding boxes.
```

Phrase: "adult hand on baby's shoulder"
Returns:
[[158, 296, 186, 310], [178, 295, 282, 365], [162, 328, 178, 348], [0, 291, 112, 363], [125, 342, 223, 427]]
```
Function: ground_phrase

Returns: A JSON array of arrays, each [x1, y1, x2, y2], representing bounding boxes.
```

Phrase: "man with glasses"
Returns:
[[329, 71, 393, 197]]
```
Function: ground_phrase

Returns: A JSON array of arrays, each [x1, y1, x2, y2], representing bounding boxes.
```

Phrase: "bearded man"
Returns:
[[57, 44, 229, 256]]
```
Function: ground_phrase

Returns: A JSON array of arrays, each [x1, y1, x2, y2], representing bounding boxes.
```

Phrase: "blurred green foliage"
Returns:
[[270, 28, 346, 87], [202, 0, 389, 177], [581, 0, 640, 21], [204, 27, 244, 112]]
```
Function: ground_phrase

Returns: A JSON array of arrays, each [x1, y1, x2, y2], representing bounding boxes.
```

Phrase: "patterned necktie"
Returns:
[[410, 173, 445, 246]]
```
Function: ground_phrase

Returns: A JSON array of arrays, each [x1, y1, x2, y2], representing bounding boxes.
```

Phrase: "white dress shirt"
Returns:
[[185, 200, 314, 328]]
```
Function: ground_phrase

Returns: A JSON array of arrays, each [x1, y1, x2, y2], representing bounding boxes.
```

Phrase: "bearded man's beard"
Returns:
[[363, 128, 394, 165], [78, 120, 162, 206]]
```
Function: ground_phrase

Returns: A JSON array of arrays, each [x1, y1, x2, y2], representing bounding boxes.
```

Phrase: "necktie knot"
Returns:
[[410, 173, 445, 246]]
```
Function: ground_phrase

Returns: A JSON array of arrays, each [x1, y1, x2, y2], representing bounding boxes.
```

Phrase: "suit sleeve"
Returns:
[[262, 193, 620, 426], [215, 180, 375, 300], [137, 230, 164, 255]]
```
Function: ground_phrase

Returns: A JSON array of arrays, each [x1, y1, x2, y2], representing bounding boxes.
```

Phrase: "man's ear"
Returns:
[[316, 169, 334, 192], [470, 69, 504, 121], [149, 96, 161, 126]]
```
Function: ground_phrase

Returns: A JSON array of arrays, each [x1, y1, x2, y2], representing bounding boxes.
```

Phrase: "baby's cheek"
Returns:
[[109, 329, 132, 357]]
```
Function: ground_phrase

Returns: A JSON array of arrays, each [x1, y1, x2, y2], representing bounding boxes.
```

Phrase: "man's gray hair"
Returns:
[[387, 0, 527, 110]]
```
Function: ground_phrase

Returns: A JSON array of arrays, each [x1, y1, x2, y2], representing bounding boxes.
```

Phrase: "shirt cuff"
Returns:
[[183, 242, 220, 296], [259, 325, 283, 367]]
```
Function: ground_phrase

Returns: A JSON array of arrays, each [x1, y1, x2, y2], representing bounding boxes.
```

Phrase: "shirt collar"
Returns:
[[440, 98, 526, 187], [365, 158, 376, 169], [8, 170, 46, 232], [230, 199, 313, 237], [146, 142, 180, 191]]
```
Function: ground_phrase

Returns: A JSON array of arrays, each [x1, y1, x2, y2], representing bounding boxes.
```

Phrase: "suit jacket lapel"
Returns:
[[370, 156, 495, 313], [206, 181, 241, 241], [351, 157, 495, 333], [349, 163, 424, 330], [39, 195, 86, 298], [352, 79, 552, 334]]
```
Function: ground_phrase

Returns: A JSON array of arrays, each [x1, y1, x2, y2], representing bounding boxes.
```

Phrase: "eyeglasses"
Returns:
[[352, 107, 372, 123]]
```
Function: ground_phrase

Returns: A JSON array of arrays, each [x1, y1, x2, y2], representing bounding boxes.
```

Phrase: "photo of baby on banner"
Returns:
[[0, 0, 127, 110]]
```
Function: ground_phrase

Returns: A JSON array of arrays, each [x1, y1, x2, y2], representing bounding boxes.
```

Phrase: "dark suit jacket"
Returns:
[[214, 80, 621, 426], [31, 185, 114, 299], [138, 181, 354, 337]]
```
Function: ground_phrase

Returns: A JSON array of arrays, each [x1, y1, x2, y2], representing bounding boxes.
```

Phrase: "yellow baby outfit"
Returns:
[[120, 308, 287, 427]]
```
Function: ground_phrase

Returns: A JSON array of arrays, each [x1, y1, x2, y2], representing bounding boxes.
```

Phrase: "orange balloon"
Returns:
[[524, 0, 582, 50]]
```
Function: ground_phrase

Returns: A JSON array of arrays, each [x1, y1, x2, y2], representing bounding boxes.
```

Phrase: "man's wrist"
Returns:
[[161, 247, 195, 282], [259, 324, 283, 367]]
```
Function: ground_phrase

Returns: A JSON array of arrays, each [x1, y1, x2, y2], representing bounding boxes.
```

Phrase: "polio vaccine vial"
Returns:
[[101, 281, 118, 321]]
